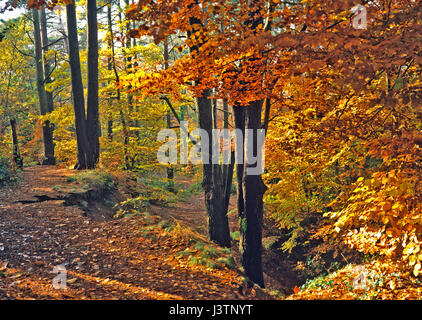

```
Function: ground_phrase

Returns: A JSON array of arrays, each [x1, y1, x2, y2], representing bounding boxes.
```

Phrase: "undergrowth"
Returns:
[[0, 156, 19, 187], [291, 260, 422, 300], [177, 241, 236, 270], [65, 170, 115, 192]]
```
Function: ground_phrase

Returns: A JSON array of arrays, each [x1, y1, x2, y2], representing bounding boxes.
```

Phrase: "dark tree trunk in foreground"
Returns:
[[233, 101, 266, 288], [188, 1, 231, 248], [86, 0, 100, 164], [66, 1, 94, 169], [227, 0, 268, 288], [242, 100, 266, 288], [32, 8, 55, 165], [196, 90, 231, 248]]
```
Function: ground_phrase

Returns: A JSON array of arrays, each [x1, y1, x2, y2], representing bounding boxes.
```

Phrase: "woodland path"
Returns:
[[0, 166, 254, 300]]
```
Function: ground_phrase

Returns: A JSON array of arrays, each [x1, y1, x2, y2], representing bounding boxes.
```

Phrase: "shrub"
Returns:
[[0, 156, 17, 187], [67, 170, 115, 192], [326, 134, 422, 276]]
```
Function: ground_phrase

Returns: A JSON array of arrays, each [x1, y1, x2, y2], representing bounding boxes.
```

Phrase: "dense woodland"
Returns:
[[0, 0, 421, 300]]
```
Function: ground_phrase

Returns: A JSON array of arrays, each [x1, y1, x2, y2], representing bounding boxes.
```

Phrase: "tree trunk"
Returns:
[[40, 7, 56, 165], [164, 37, 174, 192], [66, 1, 93, 169], [116, 5, 131, 169], [188, 2, 231, 248], [106, 4, 113, 141], [222, 100, 234, 214], [86, 0, 100, 165], [233, 106, 246, 223], [10, 118, 22, 168], [32, 8, 55, 165], [233, 101, 266, 288], [230, 0, 268, 288], [242, 100, 266, 288], [197, 90, 231, 248]]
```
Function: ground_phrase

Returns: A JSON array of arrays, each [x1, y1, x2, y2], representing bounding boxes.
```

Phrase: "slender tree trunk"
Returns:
[[58, 13, 69, 53], [222, 99, 235, 214], [223, 151, 235, 214], [106, 4, 114, 141], [40, 7, 56, 165], [66, 1, 92, 169], [117, 6, 130, 169], [86, 0, 100, 165], [165, 110, 175, 191], [10, 118, 22, 168], [164, 37, 174, 192], [233, 106, 245, 217], [32, 8, 56, 165], [109, 6, 130, 169], [124, 0, 138, 145]]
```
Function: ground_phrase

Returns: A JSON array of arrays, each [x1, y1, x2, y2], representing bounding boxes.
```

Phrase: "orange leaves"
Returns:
[[403, 240, 422, 277], [27, 0, 71, 9], [123, 0, 422, 283], [26, 0, 38, 8]]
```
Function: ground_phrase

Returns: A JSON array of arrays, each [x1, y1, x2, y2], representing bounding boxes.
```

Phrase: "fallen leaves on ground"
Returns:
[[0, 166, 251, 300]]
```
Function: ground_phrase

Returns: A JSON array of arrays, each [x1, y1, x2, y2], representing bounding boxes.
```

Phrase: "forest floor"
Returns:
[[0, 165, 273, 300], [2, 166, 421, 300]]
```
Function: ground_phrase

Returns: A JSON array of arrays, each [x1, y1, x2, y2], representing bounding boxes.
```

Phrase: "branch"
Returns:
[[43, 51, 58, 85], [42, 36, 66, 50], [11, 41, 34, 58], [335, 94, 354, 127], [160, 95, 197, 145], [261, 97, 271, 133]]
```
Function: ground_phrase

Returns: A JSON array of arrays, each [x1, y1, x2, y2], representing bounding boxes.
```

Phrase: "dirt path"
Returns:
[[0, 166, 250, 300], [148, 176, 238, 238], [149, 177, 298, 295]]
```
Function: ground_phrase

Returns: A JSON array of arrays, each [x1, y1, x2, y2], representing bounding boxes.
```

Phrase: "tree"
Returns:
[[125, 0, 271, 284], [0, 18, 35, 168], [86, 0, 100, 165], [124, 0, 422, 287], [66, 0, 95, 169], [32, 8, 56, 165], [163, 36, 175, 192], [40, 7, 56, 164]]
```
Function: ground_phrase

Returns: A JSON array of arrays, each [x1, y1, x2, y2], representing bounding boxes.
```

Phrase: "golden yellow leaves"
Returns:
[[289, 259, 422, 300], [403, 240, 422, 277], [327, 135, 422, 276]]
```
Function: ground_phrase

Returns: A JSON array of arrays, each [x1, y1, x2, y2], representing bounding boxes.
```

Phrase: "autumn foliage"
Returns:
[[0, 0, 421, 299]]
